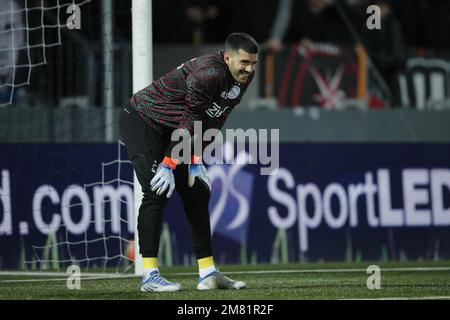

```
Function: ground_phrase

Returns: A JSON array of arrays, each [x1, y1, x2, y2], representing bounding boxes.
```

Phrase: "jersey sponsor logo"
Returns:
[[206, 102, 229, 118]]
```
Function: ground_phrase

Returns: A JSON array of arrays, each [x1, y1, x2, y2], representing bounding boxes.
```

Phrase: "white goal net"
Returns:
[[0, 0, 91, 107], [0, 0, 139, 275]]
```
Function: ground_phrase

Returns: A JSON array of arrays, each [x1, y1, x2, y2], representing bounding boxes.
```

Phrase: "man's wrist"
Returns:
[[162, 157, 178, 170]]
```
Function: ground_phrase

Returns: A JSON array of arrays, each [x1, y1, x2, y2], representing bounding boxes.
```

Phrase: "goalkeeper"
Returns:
[[119, 33, 258, 292]]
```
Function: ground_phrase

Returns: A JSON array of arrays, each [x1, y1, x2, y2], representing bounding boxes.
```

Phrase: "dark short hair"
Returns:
[[225, 33, 259, 54]]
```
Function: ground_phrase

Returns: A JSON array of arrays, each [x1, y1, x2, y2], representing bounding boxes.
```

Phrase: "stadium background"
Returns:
[[0, 0, 450, 276]]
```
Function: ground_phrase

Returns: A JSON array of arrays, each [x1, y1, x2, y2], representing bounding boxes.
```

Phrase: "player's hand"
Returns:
[[265, 38, 283, 53], [150, 164, 175, 198], [188, 163, 211, 192]]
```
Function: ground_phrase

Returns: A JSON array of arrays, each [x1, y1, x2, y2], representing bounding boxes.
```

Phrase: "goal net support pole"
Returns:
[[102, 0, 114, 142], [132, 0, 153, 276]]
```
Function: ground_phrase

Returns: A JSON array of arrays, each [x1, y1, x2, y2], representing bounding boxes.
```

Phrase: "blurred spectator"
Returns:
[[265, 0, 292, 52], [183, 0, 234, 44], [153, 0, 233, 44], [0, 0, 25, 104], [394, 0, 450, 51], [230, 0, 281, 43], [153, 0, 188, 43], [265, 0, 354, 52], [353, 0, 405, 106]]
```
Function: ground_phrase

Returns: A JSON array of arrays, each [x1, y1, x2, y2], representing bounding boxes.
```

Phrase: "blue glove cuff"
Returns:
[[161, 163, 173, 171]]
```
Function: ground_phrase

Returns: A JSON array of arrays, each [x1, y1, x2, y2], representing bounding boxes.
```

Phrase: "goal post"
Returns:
[[131, 0, 153, 276]]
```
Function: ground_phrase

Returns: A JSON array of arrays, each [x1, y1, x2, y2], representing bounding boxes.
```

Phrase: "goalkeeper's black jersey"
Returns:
[[130, 51, 254, 135]]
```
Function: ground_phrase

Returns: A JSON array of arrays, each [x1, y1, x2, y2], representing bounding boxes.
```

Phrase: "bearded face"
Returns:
[[224, 49, 258, 84]]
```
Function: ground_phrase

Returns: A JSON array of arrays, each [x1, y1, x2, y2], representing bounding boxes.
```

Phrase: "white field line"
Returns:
[[172, 266, 450, 276], [341, 296, 450, 300], [0, 266, 449, 283], [0, 272, 126, 277], [0, 274, 137, 283]]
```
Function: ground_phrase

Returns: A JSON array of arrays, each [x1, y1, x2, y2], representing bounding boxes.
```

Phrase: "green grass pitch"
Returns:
[[1, 260, 449, 300]]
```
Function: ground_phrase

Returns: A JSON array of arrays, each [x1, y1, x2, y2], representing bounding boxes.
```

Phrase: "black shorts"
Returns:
[[118, 100, 207, 195]]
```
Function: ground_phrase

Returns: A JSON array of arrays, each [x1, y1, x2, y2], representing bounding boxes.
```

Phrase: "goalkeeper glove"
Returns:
[[150, 157, 177, 198], [188, 156, 211, 192]]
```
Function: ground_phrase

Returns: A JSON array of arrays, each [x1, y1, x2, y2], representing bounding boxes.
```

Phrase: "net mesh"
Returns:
[[0, 0, 95, 107], [0, 0, 136, 273], [22, 142, 135, 273]]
